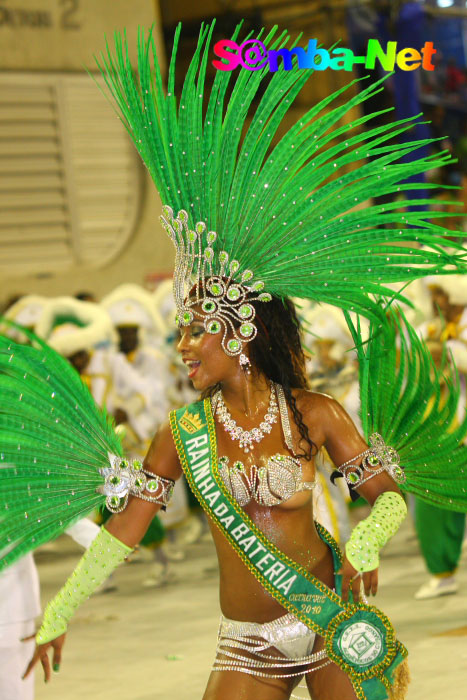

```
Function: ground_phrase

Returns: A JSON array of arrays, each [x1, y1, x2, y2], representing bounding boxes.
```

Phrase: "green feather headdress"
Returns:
[[94, 21, 466, 339]]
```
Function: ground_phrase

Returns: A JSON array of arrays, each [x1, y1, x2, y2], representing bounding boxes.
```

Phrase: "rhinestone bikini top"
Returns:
[[212, 384, 316, 507]]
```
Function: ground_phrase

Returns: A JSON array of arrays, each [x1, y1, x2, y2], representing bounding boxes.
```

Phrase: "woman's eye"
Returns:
[[191, 327, 204, 337]]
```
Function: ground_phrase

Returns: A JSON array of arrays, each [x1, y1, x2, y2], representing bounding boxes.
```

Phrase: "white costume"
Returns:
[[0, 519, 99, 700]]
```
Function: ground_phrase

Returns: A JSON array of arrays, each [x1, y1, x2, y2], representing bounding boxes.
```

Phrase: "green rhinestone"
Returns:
[[202, 299, 216, 314], [241, 269, 253, 282], [219, 250, 228, 263], [210, 283, 223, 297], [258, 293, 272, 302], [239, 304, 253, 319], [348, 472, 360, 485], [233, 461, 244, 470], [393, 466, 404, 481], [240, 322, 254, 338], [133, 460, 143, 471], [179, 210, 188, 222], [147, 480, 158, 492], [182, 310, 193, 324], [109, 496, 120, 507], [207, 319, 221, 334], [368, 454, 380, 467], [230, 260, 240, 274], [195, 221, 206, 234], [110, 476, 121, 486], [251, 280, 265, 291], [227, 339, 241, 353], [207, 231, 217, 244], [204, 247, 214, 261], [119, 459, 129, 469], [134, 477, 144, 490], [227, 286, 241, 301], [188, 230, 197, 242]]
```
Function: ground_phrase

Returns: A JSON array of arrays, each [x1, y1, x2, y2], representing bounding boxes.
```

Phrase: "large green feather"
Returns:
[[0, 326, 123, 571], [345, 309, 467, 511]]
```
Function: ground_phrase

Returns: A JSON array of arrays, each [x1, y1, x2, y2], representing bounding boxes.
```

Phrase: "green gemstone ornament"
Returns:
[[207, 319, 221, 334], [202, 299, 217, 314], [239, 304, 253, 319], [227, 286, 241, 301], [227, 339, 241, 353], [240, 323, 254, 338], [368, 454, 380, 467]]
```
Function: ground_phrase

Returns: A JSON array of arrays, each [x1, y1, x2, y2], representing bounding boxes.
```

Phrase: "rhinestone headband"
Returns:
[[159, 206, 272, 356]]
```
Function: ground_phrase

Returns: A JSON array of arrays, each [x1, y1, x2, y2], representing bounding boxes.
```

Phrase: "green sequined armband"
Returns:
[[36, 527, 132, 644], [345, 492, 407, 573]]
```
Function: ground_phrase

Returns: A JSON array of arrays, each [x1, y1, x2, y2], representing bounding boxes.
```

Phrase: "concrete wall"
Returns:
[[1, 0, 175, 304]]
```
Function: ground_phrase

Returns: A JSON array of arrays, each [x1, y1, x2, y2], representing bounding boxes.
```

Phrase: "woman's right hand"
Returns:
[[22, 633, 67, 683]]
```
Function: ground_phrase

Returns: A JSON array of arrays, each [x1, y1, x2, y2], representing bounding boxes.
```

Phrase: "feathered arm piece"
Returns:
[[0, 324, 173, 571], [344, 308, 467, 511]]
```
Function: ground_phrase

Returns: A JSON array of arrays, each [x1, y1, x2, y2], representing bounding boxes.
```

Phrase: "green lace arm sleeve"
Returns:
[[345, 492, 407, 573], [36, 527, 132, 644]]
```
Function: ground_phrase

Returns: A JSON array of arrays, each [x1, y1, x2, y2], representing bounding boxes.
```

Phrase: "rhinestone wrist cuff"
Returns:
[[336, 433, 405, 489], [98, 454, 175, 514]]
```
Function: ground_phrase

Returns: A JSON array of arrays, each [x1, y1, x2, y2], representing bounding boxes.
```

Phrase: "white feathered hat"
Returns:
[[101, 283, 166, 337], [36, 297, 116, 357], [3, 294, 47, 329]]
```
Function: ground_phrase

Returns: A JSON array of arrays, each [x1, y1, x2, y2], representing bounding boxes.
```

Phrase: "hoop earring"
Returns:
[[239, 353, 252, 376]]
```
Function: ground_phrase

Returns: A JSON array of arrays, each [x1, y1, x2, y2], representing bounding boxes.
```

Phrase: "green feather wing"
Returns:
[[345, 309, 467, 511], [0, 326, 123, 571], [94, 22, 467, 324]]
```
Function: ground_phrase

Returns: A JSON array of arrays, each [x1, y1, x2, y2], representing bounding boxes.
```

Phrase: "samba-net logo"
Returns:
[[213, 38, 436, 73]]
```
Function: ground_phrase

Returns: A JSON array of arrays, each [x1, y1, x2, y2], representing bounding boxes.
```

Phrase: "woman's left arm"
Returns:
[[317, 394, 406, 603]]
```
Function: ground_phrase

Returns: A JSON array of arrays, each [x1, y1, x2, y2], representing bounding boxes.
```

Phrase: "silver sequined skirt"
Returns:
[[213, 612, 331, 679]]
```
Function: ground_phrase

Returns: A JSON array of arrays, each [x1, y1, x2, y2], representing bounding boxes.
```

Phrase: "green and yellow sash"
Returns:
[[170, 399, 408, 700]]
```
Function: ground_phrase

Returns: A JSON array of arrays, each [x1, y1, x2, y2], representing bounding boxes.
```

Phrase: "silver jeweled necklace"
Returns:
[[213, 381, 279, 454]]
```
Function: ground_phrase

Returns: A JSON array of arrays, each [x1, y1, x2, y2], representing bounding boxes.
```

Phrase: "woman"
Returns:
[[4, 20, 467, 700], [23, 295, 408, 700]]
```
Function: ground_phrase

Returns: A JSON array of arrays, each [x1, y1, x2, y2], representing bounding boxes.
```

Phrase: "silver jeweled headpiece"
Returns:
[[159, 206, 272, 356]]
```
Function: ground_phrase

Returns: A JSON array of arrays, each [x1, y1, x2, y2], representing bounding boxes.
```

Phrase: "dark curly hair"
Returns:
[[202, 296, 317, 460]]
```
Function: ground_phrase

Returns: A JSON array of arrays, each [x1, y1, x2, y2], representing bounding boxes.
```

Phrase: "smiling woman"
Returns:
[[2, 18, 467, 700]]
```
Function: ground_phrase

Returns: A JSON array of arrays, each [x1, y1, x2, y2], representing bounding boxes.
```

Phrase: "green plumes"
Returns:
[[346, 308, 467, 512], [94, 22, 467, 324], [0, 324, 123, 571]]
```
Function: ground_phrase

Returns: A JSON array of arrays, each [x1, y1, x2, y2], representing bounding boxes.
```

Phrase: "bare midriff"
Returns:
[[209, 392, 335, 624]]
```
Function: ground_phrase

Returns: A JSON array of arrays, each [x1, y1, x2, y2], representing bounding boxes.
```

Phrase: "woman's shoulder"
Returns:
[[291, 387, 340, 416]]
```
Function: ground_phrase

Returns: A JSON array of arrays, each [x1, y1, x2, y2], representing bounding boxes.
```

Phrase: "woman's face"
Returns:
[[176, 318, 239, 391]]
